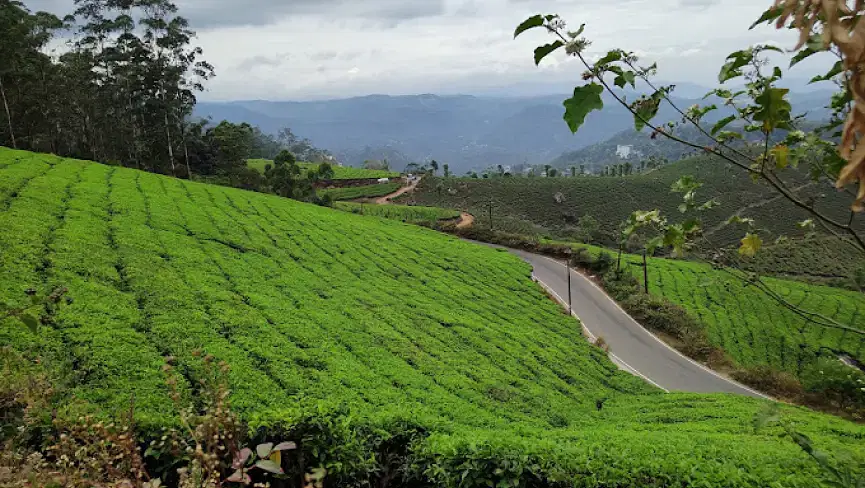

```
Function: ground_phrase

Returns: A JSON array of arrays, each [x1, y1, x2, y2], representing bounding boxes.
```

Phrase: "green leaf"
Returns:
[[718, 50, 753, 83], [663, 226, 687, 257], [760, 45, 784, 54], [567, 24, 585, 39], [613, 71, 633, 88], [771, 144, 789, 169], [21, 313, 39, 333], [727, 215, 755, 226], [633, 97, 660, 132], [797, 219, 815, 230], [753, 87, 792, 132], [739, 233, 762, 257], [595, 50, 622, 67], [790, 47, 820, 68], [699, 198, 720, 210], [809, 60, 844, 83], [621, 71, 636, 88], [749, 6, 784, 29], [562, 84, 604, 133], [716, 130, 743, 141], [514, 15, 545, 38], [645, 236, 664, 255], [534, 41, 564, 65], [711, 115, 737, 135]]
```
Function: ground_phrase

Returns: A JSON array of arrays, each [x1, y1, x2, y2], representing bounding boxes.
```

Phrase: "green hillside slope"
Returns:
[[319, 182, 401, 200], [334, 201, 460, 224], [554, 241, 865, 376], [405, 155, 860, 251], [247, 158, 400, 179], [2, 148, 864, 486]]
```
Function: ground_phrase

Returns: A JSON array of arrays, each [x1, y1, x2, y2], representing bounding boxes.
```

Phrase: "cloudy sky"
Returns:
[[28, 0, 831, 101]]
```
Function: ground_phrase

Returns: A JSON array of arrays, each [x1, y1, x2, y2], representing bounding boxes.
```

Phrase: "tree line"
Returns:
[[0, 0, 335, 198]]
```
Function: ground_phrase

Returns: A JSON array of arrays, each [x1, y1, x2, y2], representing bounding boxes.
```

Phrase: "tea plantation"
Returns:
[[2, 148, 864, 487], [318, 182, 401, 200], [247, 158, 400, 179], [564, 242, 865, 376], [405, 155, 863, 252], [334, 201, 460, 224]]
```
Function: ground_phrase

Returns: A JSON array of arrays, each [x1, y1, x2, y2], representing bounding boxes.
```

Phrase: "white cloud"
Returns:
[[26, 0, 835, 100]]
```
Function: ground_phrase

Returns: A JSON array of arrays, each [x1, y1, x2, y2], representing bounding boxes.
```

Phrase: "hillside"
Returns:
[[404, 155, 861, 252], [196, 90, 833, 174], [550, 122, 825, 174], [2, 147, 864, 486], [557, 242, 865, 378]]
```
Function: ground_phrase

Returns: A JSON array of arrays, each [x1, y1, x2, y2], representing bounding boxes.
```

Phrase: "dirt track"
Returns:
[[456, 212, 474, 229], [373, 177, 421, 204]]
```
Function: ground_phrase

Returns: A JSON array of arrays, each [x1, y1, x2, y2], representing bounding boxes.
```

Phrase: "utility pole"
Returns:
[[642, 249, 649, 293], [567, 254, 573, 315], [488, 198, 493, 230]]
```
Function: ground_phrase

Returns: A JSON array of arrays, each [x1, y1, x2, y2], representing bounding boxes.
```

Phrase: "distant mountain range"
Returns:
[[195, 86, 834, 174]]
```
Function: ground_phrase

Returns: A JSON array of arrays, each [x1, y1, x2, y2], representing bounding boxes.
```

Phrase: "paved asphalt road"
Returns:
[[477, 241, 768, 398]]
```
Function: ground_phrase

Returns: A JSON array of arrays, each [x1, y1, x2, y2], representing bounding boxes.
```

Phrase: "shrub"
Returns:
[[732, 366, 804, 401], [801, 357, 865, 415]]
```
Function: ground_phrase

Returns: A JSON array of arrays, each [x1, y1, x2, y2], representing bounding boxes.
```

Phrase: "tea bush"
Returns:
[[1, 148, 864, 487]]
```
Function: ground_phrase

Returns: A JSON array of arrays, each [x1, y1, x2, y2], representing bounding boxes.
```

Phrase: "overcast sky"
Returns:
[[28, 0, 833, 101]]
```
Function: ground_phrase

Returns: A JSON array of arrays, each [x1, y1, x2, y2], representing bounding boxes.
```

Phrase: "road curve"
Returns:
[[478, 242, 769, 398]]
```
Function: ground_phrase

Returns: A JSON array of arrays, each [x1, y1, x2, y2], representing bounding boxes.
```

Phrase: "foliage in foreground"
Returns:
[[2, 148, 865, 486], [0, 347, 324, 488]]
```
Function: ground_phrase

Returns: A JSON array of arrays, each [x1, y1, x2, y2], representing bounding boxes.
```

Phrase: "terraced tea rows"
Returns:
[[247, 158, 400, 179], [2, 147, 864, 486], [319, 182, 401, 200], [567, 242, 865, 374], [641, 258, 865, 373], [334, 202, 460, 224], [406, 156, 861, 249]]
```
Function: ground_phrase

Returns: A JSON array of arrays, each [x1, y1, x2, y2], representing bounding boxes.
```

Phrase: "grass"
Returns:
[[334, 202, 460, 224], [318, 182, 401, 201], [2, 147, 865, 486], [545, 239, 865, 377], [247, 158, 400, 179], [403, 155, 862, 252]]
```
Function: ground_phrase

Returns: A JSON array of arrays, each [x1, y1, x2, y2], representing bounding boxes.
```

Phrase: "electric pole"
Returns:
[[567, 255, 573, 315], [642, 249, 649, 293]]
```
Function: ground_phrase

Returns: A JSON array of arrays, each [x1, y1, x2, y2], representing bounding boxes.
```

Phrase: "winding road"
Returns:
[[480, 242, 769, 398]]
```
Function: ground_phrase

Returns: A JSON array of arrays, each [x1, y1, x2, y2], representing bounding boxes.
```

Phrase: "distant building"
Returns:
[[616, 145, 633, 159]]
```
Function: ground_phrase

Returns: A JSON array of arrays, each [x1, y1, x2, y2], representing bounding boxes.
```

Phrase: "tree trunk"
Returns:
[[184, 141, 191, 180], [0, 76, 17, 149], [39, 63, 57, 154], [164, 110, 175, 175]]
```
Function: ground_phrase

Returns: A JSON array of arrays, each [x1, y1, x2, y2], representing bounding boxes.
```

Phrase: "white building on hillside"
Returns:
[[616, 145, 633, 159]]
